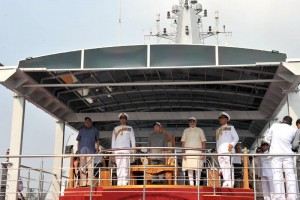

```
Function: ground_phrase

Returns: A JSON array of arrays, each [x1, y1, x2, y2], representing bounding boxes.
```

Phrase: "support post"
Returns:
[[68, 153, 74, 188], [288, 87, 300, 125], [50, 121, 65, 200], [243, 147, 250, 189], [6, 94, 25, 200]]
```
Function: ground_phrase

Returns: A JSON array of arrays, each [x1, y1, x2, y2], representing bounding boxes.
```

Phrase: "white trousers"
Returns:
[[115, 150, 130, 186], [218, 155, 234, 187], [261, 175, 274, 200], [271, 156, 297, 200], [188, 170, 201, 186]]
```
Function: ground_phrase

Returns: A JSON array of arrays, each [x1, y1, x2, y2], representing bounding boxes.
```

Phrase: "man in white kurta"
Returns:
[[112, 113, 136, 186], [216, 112, 239, 188], [264, 116, 297, 200], [181, 117, 207, 186], [259, 141, 274, 200]]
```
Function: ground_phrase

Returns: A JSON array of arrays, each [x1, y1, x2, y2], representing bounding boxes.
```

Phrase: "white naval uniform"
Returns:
[[112, 125, 136, 186], [216, 124, 239, 188], [264, 123, 297, 200], [259, 150, 274, 200]]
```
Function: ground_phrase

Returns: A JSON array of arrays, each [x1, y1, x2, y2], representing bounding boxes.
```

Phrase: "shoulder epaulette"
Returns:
[[224, 127, 232, 131]]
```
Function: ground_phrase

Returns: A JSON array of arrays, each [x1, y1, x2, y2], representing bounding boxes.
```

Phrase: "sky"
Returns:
[[1, 0, 300, 165]]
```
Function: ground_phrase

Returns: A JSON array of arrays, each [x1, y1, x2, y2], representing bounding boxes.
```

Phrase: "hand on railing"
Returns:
[[228, 144, 233, 152]]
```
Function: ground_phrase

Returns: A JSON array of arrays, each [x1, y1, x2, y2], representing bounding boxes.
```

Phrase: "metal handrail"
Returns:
[[1, 148, 299, 200]]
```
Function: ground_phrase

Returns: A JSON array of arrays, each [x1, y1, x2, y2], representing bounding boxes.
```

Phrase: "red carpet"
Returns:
[[61, 186, 254, 200]]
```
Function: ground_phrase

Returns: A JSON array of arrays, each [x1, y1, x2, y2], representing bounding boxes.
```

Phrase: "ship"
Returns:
[[1, 0, 300, 199]]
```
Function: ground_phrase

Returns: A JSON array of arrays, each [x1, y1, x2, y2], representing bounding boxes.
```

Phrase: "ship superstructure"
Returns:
[[0, 1, 300, 199]]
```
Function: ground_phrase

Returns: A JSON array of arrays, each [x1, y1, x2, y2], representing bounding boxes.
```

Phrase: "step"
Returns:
[[64, 187, 103, 196], [203, 195, 254, 200], [60, 194, 103, 200], [61, 186, 254, 200]]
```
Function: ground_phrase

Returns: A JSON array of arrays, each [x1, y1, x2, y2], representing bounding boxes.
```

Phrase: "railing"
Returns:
[[1, 148, 299, 200], [1, 162, 61, 199]]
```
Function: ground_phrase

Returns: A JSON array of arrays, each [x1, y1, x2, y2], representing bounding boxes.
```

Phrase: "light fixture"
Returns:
[[167, 11, 170, 19], [185, 26, 189, 35], [208, 26, 212, 32], [163, 28, 167, 35], [184, 0, 189, 9]]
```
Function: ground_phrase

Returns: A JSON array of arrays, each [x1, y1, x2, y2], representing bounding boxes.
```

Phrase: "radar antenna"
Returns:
[[144, 0, 232, 45]]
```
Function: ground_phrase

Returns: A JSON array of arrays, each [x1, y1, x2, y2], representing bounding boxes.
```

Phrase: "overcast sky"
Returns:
[[1, 0, 300, 161]]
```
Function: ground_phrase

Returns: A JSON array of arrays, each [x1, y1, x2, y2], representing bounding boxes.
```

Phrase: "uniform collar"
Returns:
[[221, 123, 228, 128]]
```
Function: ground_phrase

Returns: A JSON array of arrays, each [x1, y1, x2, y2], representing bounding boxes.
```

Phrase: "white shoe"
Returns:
[[222, 182, 233, 188], [222, 185, 232, 188]]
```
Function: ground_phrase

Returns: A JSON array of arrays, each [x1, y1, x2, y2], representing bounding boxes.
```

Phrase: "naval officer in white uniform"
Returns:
[[216, 112, 239, 188], [112, 113, 136, 186], [264, 116, 297, 200], [259, 141, 274, 200]]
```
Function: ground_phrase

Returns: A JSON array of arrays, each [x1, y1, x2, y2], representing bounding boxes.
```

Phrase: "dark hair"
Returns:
[[282, 116, 292, 125], [85, 117, 92, 121], [296, 119, 300, 125], [210, 148, 217, 153], [261, 142, 269, 147], [256, 147, 262, 153]]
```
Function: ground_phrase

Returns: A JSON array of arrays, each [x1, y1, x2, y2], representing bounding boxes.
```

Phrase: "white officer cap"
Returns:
[[153, 122, 161, 126], [260, 140, 270, 146], [188, 117, 197, 122], [218, 112, 230, 121], [118, 112, 129, 119]]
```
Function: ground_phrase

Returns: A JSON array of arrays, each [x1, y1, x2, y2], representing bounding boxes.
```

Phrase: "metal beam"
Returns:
[[79, 99, 259, 113], [65, 111, 268, 122], [66, 88, 264, 104], [0, 68, 17, 82], [281, 62, 300, 75], [22, 79, 285, 88]]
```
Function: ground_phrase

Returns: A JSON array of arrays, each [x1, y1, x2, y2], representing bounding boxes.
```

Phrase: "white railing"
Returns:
[[1, 148, 299, 200]]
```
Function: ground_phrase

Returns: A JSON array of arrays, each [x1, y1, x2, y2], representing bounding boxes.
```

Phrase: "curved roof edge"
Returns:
[[18, 44, 286, 70]]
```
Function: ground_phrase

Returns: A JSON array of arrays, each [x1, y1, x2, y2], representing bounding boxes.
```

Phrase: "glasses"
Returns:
[[188, 120, 196, 123], [119, 117, 126, 119]]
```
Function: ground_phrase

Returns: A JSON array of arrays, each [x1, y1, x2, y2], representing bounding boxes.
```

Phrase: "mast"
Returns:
[[175, 0, 201, 44], [146, 0, 231, 45]]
